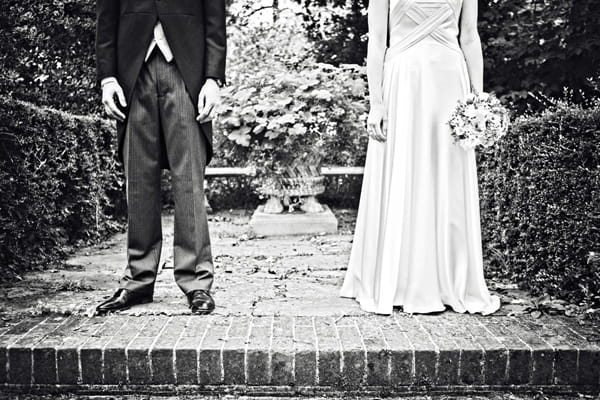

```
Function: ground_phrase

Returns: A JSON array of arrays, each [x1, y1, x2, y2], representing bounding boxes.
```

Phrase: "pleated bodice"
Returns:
[[387, 0, 463, 61]]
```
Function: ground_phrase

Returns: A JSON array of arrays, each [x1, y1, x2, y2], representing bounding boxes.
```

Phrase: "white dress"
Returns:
[[340, 0, 500, 315]]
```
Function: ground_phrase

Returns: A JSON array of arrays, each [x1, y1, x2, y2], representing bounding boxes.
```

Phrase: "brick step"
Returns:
[[0, 315, 598, 395]]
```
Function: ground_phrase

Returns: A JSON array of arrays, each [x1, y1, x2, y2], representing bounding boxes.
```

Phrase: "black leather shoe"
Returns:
[[96, 288, 153, 314], [187, 290, 215, 315]]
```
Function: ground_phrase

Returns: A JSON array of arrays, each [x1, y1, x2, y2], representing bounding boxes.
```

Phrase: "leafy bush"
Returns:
[[215, 18, 368, 174], [0, 97, 126, 278], [478, 102, 600, 305], [217, 62, 367, 173], [0, 0, 99, 114]]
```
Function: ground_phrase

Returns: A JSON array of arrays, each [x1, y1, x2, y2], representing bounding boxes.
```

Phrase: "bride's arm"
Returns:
[[366, 0, 389, 141], [459, 0, 484, 93]]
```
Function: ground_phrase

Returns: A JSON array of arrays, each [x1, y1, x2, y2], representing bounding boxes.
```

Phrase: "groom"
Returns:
[[95, 0, 226, 314]]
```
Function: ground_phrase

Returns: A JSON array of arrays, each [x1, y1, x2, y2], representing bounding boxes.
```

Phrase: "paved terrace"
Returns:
[[0, 211, 598, 396]]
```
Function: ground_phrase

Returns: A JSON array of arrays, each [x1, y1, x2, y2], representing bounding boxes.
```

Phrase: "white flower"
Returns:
[[478, 92, 490, 101], [454, 126, 467, 139], [465, 93, 477, 103], [464, 104, 478, 119]]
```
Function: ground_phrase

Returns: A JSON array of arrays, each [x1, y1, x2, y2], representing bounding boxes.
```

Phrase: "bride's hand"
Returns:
[[367, 107, 387, 142]]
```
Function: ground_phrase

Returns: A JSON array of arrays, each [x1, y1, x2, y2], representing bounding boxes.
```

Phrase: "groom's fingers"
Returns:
[[197, 115, 212, 124], [116, 87, 127, 108], [103, 98, 125, 122], [197, 108, 214, 123], [102, 87, 126, 122], [200, 102, 214, 119], [197, 93, 209, 121], [108, 99, 125, 122], [197, 97, 216, 123], [205, 102, 216, 119], [197, 93, 205, 114]]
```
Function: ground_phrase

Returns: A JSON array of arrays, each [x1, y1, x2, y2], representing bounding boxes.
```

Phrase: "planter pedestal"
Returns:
[[249, 205, 338, 236]]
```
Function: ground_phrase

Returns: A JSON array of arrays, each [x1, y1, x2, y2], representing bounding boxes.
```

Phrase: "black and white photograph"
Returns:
[[0, 0, 598, 399]]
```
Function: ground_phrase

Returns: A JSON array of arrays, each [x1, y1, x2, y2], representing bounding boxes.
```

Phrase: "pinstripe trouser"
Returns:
[[121, 51, 213, 295]]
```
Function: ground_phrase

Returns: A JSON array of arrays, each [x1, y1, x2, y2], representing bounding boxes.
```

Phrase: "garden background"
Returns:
[[0, 0, 598, 312]]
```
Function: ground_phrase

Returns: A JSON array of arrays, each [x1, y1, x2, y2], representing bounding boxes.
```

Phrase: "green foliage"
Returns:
[[296, 0, 600, 106], [478, 102, 600, 305], [215, 19, 368, 173], [217, 62, 368, 172], [205, 178, 262, 211], [480, 0, 600, 105], [0, 0, 99, 114], [0, 98, 126, 279], [299, 0, 369, 66]]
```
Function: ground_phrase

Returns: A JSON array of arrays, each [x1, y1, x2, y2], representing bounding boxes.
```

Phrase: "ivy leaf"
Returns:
[[267, 119, 281, 131], [233, 88, 256, 102], [253, 124, 267, 135], [275, 96, 294, 107], [289, 123, 307, 135], [241, 109, 257, 124], [265, 129, 281, 140], [313, 89, 333, 101], [275, 114, 297, 125], [224, 117, 242, 128], [228, 127, 252, 147], [349, 79, 367, 97]]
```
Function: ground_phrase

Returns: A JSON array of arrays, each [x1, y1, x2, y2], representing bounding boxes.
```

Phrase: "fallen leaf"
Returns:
[[531, 310, 542, 319]]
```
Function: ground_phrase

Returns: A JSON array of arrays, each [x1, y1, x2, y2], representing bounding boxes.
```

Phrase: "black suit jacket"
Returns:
[[96, 0, 226, 165]]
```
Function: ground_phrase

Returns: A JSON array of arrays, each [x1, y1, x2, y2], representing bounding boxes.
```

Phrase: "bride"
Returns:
[[340, 0, 500, 315]]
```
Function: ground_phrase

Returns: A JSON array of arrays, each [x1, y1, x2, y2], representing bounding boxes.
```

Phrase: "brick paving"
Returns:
[[0, 313, 598, 394], [0, 211, 598, 395], [0, 395, 592, 400]]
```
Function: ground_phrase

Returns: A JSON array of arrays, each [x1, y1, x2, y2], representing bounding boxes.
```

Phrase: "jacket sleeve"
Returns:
[[96, 0, 120, 83], [203, 0, 227, 83]]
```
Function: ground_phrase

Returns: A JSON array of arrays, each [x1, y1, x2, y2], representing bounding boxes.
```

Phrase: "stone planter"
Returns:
[[250, 165, 337, 236], [259, 166, 327, 214]]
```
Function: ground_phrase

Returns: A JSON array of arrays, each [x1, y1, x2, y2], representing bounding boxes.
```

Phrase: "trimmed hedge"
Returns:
[[0, 97, 126, 278], [0, 0, 98, 115], [479, 103, 600, 305]]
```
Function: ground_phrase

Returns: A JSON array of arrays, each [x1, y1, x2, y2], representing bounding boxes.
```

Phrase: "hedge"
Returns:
[[0, 97, 126, 279], [0, 0, 98, 115], [478, 103, 600, 305]]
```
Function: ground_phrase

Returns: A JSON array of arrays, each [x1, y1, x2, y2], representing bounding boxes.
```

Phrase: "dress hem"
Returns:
[[341, 291, 501, 316]]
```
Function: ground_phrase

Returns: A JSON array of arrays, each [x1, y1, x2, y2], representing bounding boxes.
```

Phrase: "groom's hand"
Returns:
[[197, 78, 220, 124], [101, 80, 127, 122]]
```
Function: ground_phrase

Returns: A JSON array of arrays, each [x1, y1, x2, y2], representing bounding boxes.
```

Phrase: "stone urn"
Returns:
[[260, 165, 327, 214], [250, 164, 338, 236]]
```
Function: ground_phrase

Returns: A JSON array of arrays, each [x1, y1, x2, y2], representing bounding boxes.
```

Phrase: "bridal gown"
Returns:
[[340, 0, 500, 315]]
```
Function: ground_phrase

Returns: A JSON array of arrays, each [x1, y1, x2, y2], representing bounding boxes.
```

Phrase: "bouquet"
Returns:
[[448, 91, 510, 149]]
